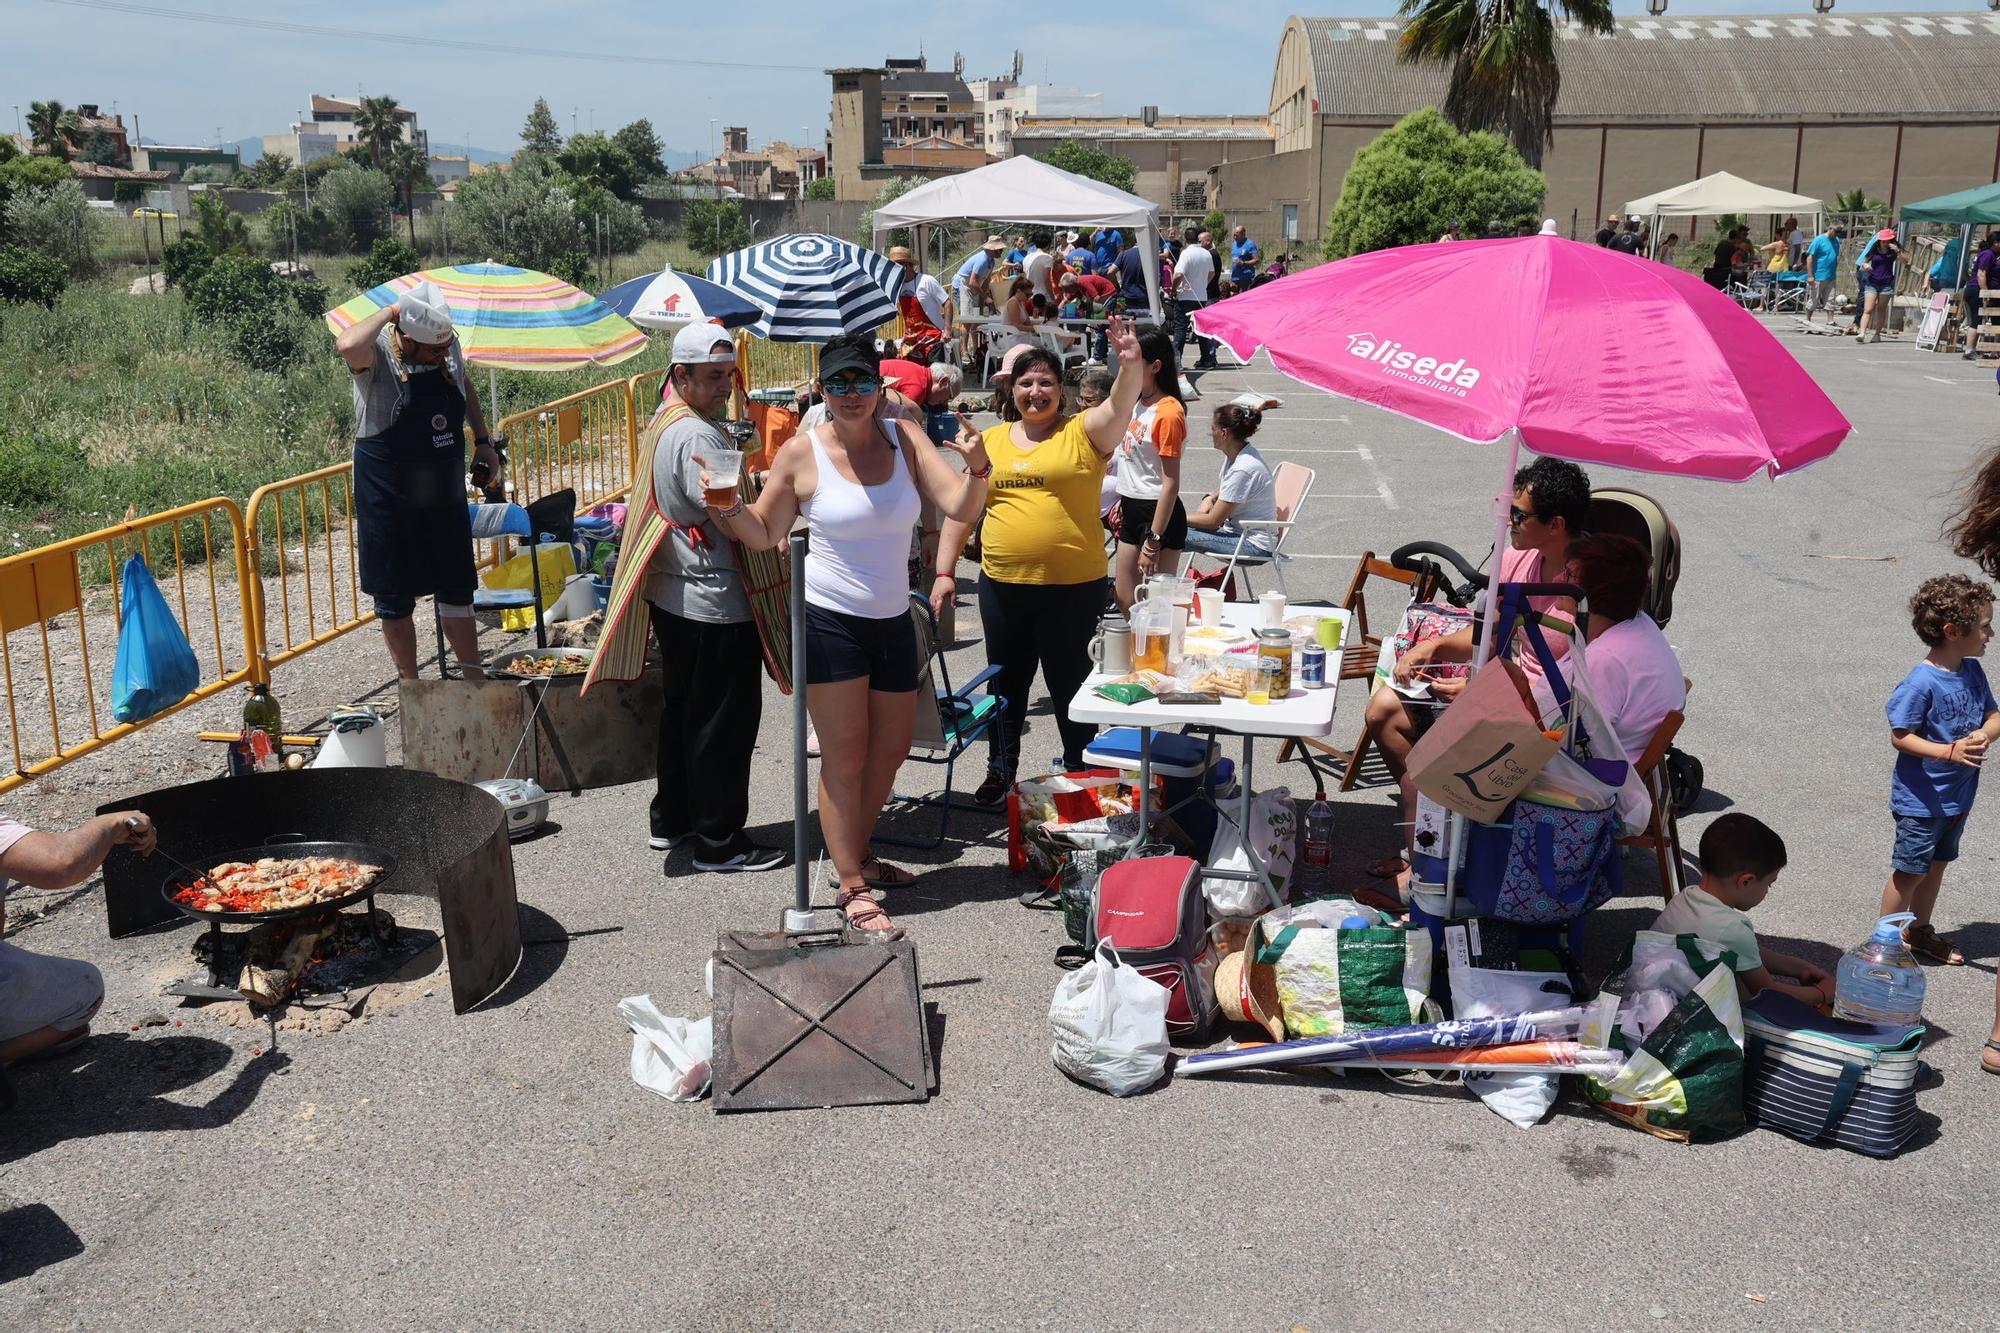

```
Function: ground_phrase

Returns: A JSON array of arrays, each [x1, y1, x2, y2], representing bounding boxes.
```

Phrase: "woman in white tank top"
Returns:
[[710, 334, 990, 932]]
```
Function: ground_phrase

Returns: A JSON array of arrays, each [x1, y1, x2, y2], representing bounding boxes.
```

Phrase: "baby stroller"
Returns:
[[1385, 486, 1701, 811]]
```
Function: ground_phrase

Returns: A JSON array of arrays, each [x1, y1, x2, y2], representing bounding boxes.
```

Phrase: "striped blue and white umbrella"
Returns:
[[705, 233, 905, 343]]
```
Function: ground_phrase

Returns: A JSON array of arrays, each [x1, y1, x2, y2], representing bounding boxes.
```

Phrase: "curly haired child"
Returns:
[[1882, 573, 1999, 971]]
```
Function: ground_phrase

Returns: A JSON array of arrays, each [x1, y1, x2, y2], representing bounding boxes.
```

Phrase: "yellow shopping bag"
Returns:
[[480, 542, 576, 631]]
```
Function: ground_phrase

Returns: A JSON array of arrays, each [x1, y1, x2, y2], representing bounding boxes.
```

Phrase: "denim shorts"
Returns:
[[1862, 279, 1896, 296], [1891, 811, 1968, 875]]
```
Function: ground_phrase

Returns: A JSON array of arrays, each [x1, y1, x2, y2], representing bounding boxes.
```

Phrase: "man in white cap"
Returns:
[[585, 323, 784, 873], [335, 279, 500, 680]]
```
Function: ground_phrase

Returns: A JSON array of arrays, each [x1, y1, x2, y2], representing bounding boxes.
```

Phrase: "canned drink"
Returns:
[[1299, 642, 1327, 689]]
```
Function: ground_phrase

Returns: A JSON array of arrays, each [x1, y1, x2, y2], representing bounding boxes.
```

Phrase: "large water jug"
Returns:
[[1832, 912, 1927, 1026]]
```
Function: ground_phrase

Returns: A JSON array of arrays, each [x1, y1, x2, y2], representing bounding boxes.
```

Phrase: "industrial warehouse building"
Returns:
[[1216, 13, 2000, 250]]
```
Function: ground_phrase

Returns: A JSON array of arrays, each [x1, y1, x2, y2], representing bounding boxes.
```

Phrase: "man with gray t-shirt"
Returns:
[[641, 325, 784, 873]]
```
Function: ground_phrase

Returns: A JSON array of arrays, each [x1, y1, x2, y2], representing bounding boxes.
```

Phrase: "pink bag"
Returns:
[[1372, 602, 1477, 690]]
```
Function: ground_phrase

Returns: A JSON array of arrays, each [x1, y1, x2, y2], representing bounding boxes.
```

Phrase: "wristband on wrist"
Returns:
[[1144, 533, 1163, 547], [968, 461, 993, 479], [934, 571, 955, 582]]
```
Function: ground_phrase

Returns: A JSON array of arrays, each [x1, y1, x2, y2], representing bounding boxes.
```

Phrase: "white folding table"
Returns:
[[1065, 604, 1352, 909]]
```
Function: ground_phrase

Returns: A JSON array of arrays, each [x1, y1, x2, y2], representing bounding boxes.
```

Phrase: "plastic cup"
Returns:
[[1259, 590, 1287, 628], [701, 447, 744, 507], [1316, 615, 1345, 650], [1196, 588, 1223, 627], [1246, 662, 1276, 706]]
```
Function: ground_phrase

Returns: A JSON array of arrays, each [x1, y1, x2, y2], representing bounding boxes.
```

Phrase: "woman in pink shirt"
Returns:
[[1361, 457, 1591, 883]]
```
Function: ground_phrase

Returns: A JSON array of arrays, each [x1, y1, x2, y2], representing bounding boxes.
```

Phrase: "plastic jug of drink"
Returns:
[[1131, 598, 1174, 673], [1300, 797, 1335, 894], [1832, 912, 1926, 1026]]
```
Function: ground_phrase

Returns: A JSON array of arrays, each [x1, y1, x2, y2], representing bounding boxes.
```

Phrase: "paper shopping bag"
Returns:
[[1405, 662, 1558, 825]]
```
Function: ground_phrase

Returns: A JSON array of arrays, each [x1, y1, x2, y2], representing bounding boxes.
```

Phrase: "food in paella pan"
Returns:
[[506, 654, 589, 677], [171, 857, 384, 914]]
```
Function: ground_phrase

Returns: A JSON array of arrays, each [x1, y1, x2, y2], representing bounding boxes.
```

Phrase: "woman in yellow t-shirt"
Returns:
[[933, 316, 1146, 805]]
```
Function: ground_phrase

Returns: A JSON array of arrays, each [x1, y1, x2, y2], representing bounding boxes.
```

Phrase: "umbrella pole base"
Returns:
[[783, 907, 816, 932]]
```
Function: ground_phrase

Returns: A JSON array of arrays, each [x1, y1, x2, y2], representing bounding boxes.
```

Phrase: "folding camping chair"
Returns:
[[1767, 270, 1809, 314], [1276, 551, 1439, 789], [1620, 708, 1689, 902], [434, 501, 550, 680], [1184, 460, 1316, 598], [877, 593, 1007, 850]]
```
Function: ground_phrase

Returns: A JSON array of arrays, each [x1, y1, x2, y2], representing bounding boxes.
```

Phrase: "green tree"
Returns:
[[190, 190, 253, 256], [1202, 208, 1227, 237], [683, 197, 750, 256], [0, 153, 72, 240], [386, 140, 433, 245], [557, 131, 638, 200], [568, 178, 648, 254], [79, 129, 121, 166], [315, 165, 395, 251], [451, 155, 586, 272], [0, 247, 68, 307], [348, 235, 422, 293], [238, 151, 294, 190], [804, 175, 835, 202], [181, 164, 232, 185], [858, 176, 926, 247], [1320, 107, 1544, 259], [261, 197, 338, 254], [1395, 0, 1615, 170], [26, 100, 80, 161], [520, 97, 564, 158], [112, 179, 149, 207], [1834, 187, 1888, 214], [3, 179, 96, 272], [611, 119, 666, 178], [352, 94, 404, 169], [302, 153, 349, 185], [1041, 139, 1136, 195]]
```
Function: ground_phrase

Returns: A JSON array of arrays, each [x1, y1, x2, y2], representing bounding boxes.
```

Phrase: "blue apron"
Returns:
[[352, 364, 476, 605]]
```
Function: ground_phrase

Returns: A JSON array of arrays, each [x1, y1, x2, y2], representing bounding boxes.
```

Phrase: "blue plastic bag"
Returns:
[[112, 552, 200, 724]]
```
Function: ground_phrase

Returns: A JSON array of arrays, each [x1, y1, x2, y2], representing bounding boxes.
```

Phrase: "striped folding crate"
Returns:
[[1742, 992, 1927, 1159]]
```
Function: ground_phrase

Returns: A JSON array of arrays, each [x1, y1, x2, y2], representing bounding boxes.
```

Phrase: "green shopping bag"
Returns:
[[1256, 914, 1433, 1037], [1583, 931, 1747, 1143]]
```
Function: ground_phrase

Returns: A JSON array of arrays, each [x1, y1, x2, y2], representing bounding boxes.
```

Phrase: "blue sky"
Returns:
[[4, 1, 1986, 155]]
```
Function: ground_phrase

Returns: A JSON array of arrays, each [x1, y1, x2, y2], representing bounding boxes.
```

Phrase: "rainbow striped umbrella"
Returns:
[[322, 262, 649, 371]]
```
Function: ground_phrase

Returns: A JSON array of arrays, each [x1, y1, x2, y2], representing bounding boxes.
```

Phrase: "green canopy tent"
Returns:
[[1900, 182, 2000, 226], [1900, 184, 2000, 292]]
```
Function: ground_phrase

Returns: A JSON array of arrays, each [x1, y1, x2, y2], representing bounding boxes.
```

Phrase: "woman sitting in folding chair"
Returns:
[[1360, 457, 1591, 883], [1181, 404, 1277, 563], [708, 333, 991, 934]]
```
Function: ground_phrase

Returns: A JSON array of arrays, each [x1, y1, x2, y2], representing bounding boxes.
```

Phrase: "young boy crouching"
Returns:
[[1652, 813, 1833, 1006]]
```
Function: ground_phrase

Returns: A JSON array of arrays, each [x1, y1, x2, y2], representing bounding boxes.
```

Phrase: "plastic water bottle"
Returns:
[[1300, 797, 1335, 894], [1832, 912, 1927, 1026]]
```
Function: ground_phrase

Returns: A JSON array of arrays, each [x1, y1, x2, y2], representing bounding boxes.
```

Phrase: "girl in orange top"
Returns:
[[1111, 330, 1188, 610]]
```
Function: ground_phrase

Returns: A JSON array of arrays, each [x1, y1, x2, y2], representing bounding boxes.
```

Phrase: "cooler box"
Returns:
[[1081, 728, 1233, 859]]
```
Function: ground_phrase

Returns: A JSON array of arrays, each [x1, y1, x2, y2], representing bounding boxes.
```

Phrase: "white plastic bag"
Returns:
[[1201, 786, 1297, 917], [1444, 925, 1573, 1129], [618, 995, 713, 1102], [1049, 942, 1170, 1096]]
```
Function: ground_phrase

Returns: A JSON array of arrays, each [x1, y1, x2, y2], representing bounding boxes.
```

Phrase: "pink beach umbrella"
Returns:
[[1193, 235, 1850, 483]]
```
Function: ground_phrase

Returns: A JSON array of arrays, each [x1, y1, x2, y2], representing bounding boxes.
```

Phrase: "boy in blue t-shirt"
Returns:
[[1883, 573, 2000, 966]]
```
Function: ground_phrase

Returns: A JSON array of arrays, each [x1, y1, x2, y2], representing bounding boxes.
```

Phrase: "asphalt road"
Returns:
[[6, 318, 2000, 1330]]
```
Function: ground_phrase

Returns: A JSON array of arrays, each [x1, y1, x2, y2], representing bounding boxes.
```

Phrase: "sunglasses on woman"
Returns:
[[822, 375, 880, 398], [1508, 505, 1540, 528]]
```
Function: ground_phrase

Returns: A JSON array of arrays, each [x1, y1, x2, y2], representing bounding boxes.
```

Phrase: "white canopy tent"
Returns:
[[870, 155, 1166, 323], [1624, 171, 1822, 256]]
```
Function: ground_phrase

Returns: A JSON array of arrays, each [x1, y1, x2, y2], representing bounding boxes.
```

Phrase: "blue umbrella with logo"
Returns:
[[598, 263, 762, 331]]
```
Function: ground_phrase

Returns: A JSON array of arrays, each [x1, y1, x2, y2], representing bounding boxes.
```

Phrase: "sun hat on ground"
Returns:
[[1214, 918, 1284, 1041]]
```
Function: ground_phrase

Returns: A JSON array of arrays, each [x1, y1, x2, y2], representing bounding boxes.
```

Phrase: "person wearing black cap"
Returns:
[[708, 332, 990, 931]]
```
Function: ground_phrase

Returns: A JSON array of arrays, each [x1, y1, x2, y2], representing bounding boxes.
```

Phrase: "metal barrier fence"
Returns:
[[0, 499, 255, 796], [244, 463, 370, 678], [497, 377, 636, 516]]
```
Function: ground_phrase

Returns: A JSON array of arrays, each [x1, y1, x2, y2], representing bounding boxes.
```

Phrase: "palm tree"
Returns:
[[26, 99, 81, 160], [352, 95, 403, 169], [387, 140, 430, 247], [1395, 0, 1615, 169]]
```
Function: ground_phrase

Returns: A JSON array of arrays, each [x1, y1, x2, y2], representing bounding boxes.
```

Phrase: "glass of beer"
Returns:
[[702, 447, 744, 507]]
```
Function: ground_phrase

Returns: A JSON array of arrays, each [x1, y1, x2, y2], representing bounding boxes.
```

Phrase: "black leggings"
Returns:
[[978, 574, 1104, 775]]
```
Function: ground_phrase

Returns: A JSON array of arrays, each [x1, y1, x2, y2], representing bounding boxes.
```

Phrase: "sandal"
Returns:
[[1904, 923, 1966, 966], [825, 859, 917, 895], [836, 886, 896, 934], [1367, 855, 1409, 880], [1982, 1041, 2000, 1075], [1353, 884, 1408, 919]]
